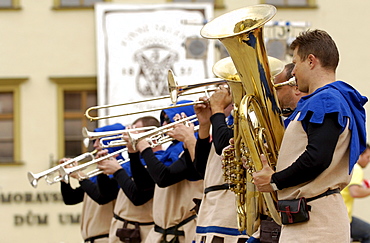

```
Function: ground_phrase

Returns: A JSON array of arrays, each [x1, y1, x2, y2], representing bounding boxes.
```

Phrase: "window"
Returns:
[[0, 78, 27, 164], [167, 0, 225, 9], [50, 77, 97, 158], [0, 0, 20, 10], [261, 0, 317, 8], [53, 0, 110, 9]]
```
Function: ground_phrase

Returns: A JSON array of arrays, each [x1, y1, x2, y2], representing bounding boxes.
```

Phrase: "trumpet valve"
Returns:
[[58, 166, 70, 184]]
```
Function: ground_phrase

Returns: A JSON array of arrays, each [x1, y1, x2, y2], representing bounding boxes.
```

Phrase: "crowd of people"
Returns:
[[58, 29, 369, 243]]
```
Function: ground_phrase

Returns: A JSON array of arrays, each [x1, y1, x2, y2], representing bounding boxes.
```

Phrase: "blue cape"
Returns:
[[162, 100, 199, 126], [287, 81, 367, 173]]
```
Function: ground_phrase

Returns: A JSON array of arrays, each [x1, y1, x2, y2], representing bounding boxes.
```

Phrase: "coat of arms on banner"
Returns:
[[95, 3, 214, 126]]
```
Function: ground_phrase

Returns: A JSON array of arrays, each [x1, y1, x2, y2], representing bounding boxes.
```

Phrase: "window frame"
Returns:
[[0, 77, 27, 165], [165, 0, 225, 10], [260, 0, 317, 9], [52, 0, 111, 10], [50, 76, 97, 159], [0, 0, 21, 10]]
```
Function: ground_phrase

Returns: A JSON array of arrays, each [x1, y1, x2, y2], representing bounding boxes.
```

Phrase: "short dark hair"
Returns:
[[284, 63, 294, 81], [132, 116, 160, 128], [290, 29, 339, 71]]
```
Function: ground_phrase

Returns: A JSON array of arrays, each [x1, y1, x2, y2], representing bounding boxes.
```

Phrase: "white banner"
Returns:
[[95, 3, 214, 126]]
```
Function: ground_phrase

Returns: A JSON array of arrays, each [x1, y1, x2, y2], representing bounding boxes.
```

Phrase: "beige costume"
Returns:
[[81, 194, 115, 243], [109, 190, 154, 243], [276, 115, 351, 242], [144, 179, 203, 243], [196, 145, 248, 243]]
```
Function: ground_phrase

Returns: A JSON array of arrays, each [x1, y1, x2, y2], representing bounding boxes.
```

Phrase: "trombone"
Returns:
[[84, 71, 229, 121], [27, 150, 97, 188], [84, 55, 283, 122]]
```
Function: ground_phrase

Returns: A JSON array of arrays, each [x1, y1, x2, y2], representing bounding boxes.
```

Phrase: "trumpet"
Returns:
[[84, 158, 130, 178], [128, 114, 198, 150], [82, 126, 158, 140], [58, 147, 127, 184], [45, 158, 129, 185], [27, 150, 97, 188], [82, 126, 158, 148]]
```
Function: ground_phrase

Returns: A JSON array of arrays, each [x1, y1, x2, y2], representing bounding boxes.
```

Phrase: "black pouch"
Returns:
[[277, 197, 310, 225], [260, 217, 281, 243], [116, 221, 141, 243]]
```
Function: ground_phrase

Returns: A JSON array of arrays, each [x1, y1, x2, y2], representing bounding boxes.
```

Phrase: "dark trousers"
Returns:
[[351, 216, 370, 243]]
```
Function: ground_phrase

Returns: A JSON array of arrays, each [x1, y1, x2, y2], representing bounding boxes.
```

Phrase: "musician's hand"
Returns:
[[122, 125, 138, 153], [136, 139, 151, 153], [194, 96, 211, 126], [252, 154, 274, 192], [59, 157, 72, 165], [167, 113, 196, 146], [97, 157, 121, 175], [210, 84, 232, 115]]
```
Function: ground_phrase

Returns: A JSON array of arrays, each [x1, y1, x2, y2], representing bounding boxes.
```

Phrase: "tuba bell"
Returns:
[[201, 4, 284, 234]]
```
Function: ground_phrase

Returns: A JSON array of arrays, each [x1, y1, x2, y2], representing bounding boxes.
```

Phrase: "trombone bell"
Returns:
[[167, 69, 228, 104]]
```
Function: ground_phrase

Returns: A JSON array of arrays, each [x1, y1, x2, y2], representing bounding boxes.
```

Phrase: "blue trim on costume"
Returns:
[[288, 81, 367, 173], [196, 226, 247, 236], [247, 236, 260, 243]]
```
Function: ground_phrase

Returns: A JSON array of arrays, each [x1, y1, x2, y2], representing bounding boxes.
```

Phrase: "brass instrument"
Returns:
[[27, 150, 97, 188], [82, 126, 158, 140], [84, 158, 129, 178], [167, 70, 227, 104], [84, 55, 282, 122], [82, 126, 158, 148], [85, 77, 226, 121], [201, 4, 284, 234], [128, 114, 199, 150], [273, 76, 296, 88], [58, 147, 127, 184]]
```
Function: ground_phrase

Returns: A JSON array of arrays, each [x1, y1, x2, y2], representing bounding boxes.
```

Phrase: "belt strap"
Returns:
[[204, 183, 234, 194], [114, 213, 154, 226], [84, 233, 109, 243], [306, 188, 340, 202], [154, 214, 197, 236]]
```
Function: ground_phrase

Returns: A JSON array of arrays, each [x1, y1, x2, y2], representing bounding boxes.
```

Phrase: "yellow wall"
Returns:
[[1, 0, 370, 242]]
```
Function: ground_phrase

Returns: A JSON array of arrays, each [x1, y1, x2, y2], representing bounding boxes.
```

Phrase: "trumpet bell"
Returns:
[[27, 172, 38, 188]]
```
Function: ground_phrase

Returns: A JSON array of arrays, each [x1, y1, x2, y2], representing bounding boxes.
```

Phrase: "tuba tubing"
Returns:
[[201, 4, 284, 234]]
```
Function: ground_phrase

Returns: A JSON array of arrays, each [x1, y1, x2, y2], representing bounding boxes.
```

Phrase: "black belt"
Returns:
[[114, 213, 154, 226], [204, 183, 234, 194], [154, 214, 197, 236], [306, 188, 340, 202], [84, 233, 109, 243]]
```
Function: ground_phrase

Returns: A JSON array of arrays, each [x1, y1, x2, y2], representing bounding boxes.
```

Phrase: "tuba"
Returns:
[[201, 4, 284, 234]]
